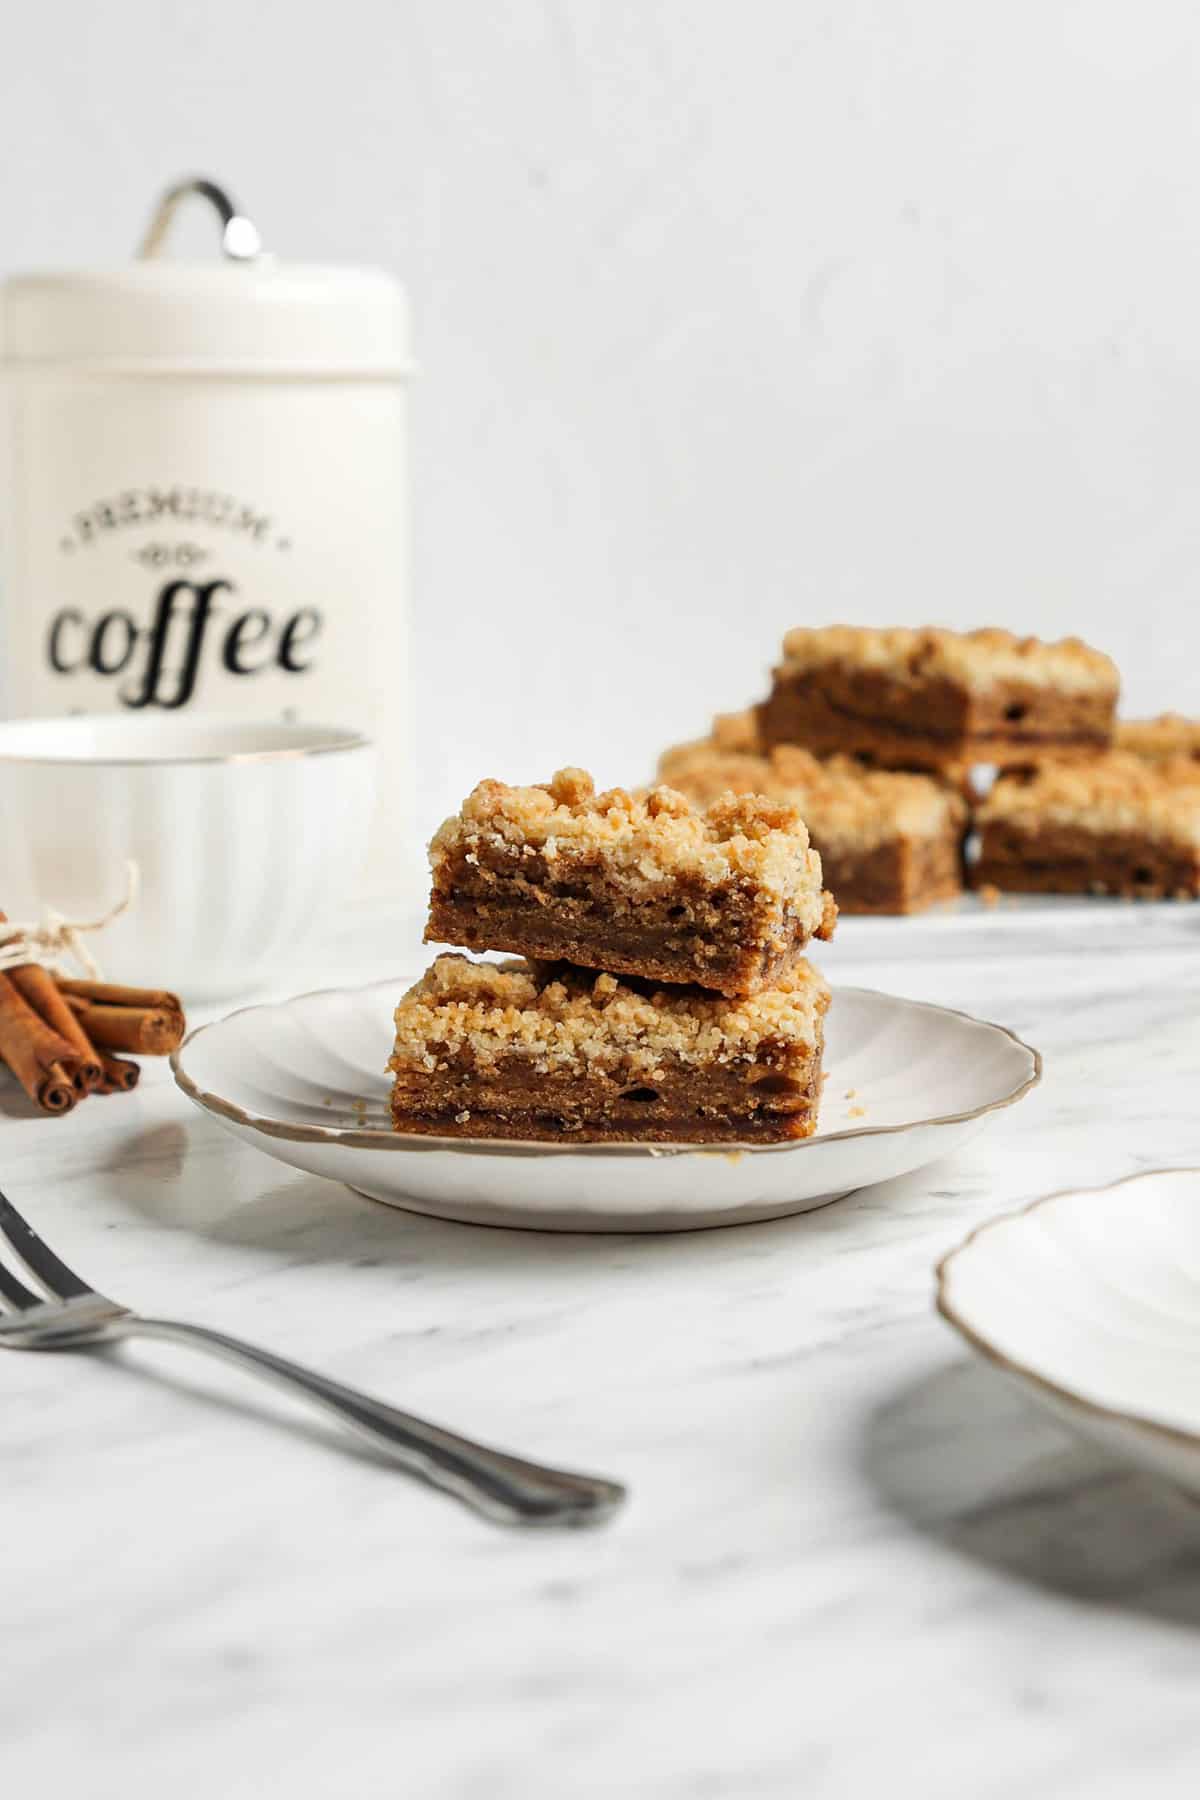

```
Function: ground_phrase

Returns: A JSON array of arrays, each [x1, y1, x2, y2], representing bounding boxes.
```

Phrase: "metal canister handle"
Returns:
[[137, 177, 263, 262]]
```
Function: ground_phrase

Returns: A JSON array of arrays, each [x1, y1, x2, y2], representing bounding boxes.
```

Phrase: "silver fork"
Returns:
[[0, 1188, 626, 1529]]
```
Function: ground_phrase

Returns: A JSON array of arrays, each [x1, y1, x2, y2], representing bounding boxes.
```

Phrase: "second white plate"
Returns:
[[938, 1170, 1200, 1498], [172, 978, 1039, 1232]]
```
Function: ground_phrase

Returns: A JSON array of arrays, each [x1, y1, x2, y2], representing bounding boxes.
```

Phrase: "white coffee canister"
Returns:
[[0, 179, 411, 878]]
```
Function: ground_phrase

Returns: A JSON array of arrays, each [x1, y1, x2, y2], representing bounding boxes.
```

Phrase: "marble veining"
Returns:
[[4, 896, 1200, 1798]]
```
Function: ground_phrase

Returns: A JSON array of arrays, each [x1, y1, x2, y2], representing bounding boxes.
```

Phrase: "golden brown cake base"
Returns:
[[390, 1051, 825, 1143], [389, 955, 830, 1145]]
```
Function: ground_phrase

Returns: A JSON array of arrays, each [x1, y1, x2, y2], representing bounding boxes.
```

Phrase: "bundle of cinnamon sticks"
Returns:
[[0, 949, 185, 1116]]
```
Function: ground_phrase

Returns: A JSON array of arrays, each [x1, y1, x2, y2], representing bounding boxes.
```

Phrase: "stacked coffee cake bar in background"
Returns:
[[657, 622, 1200, 908], [389, 769, 838, 1144], [758, 626, 1119, 777]]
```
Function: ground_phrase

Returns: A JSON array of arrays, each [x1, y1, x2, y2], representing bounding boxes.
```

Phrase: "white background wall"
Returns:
[[5, 1, 1200, 835]]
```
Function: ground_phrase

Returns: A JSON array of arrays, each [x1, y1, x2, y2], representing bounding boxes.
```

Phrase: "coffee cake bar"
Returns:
[[759, 626, 1118, 773], [658, 740, 965, 914], [389, 953, 830, 1143], [973, 753, 1200, 899], [425, 768, 836, 998], [1115, 714, 1200, 764]]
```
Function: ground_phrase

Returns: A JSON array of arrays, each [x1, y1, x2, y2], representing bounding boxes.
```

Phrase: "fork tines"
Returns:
[[0, 1189, 92, 1306]]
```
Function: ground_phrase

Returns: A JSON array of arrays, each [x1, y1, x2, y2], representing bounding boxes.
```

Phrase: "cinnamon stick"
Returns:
[[7, 964, 103, 1091], [0, 913, 103, 1093], [37, 1060, 78, 1114], [97, 1053, 141, 1093], [62, 1001, 184, 1056], [0, 1054, 76, 1111], [0, 974, 80, 1113], [55, 978, 183, 1017]]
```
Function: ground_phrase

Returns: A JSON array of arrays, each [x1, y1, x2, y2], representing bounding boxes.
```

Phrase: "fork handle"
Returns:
[[120, 1316, 626, 1529]]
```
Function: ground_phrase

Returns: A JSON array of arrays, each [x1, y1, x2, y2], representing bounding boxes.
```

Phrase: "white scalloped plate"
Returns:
[[171, 978, 1039, 1232], [938, 1170, 1200, 1496]]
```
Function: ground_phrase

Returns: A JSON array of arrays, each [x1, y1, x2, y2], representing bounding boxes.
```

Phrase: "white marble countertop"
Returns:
[[6, 897, 1200, 1798]]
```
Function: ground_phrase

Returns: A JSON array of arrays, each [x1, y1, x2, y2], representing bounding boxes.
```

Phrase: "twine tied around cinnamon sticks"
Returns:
[[0, 861, 140, 980], [0, 865, 187, 1115]]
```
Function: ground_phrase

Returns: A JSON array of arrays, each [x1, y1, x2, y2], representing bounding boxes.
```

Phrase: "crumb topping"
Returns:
[[979, 752, 1200, 840], [390, 953, 831, 1075], [1116, 714, 1200, 760], [429, 767, 830, 908], [657, 738, 767, 792], [777, 625, 1119, 696], [655, 742, 965, 849]]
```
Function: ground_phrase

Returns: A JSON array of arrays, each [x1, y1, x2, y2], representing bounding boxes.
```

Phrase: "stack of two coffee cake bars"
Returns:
[[389, 768, 838, 1144]]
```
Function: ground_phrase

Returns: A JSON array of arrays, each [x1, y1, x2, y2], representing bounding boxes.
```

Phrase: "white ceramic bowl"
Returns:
[[0, 715, 375, 1000]]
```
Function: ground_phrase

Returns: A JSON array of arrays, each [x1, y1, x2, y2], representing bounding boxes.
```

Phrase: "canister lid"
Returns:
[[1, 261, 411, 376]]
